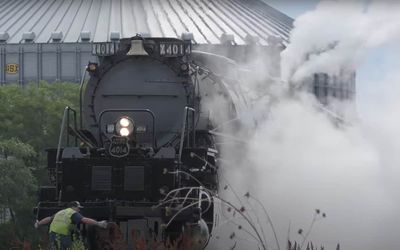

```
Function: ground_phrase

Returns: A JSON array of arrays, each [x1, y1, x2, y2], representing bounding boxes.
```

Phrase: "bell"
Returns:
[[126, 39, 148, 56]]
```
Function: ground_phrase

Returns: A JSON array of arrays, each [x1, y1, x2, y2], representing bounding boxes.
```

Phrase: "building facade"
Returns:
[[0, 0, 354, 102]]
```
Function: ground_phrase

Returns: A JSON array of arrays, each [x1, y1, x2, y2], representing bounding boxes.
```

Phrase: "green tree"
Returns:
[[0, 82, 80, 151], [0, 138, 36, 209], [0, 82, 80, 249], [0, 81, 80, 185], [0, 138, 37, 249]]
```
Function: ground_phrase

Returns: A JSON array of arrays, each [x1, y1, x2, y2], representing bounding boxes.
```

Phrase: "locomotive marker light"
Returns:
[[87, 62, 97, 72], [180, 63, 189, 74], [136, 125, 147, 133], [106, 124, 115, 134]]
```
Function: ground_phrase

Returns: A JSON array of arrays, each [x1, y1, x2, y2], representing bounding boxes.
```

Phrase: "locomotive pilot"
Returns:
[[34, 201, 108, 250]]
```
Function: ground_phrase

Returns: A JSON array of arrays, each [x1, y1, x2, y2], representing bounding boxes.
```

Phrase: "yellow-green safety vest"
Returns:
[[49, 208, 76, 235]]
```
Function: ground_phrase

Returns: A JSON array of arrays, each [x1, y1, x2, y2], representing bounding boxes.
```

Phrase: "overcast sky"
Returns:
[[265, 0, 321, 18]]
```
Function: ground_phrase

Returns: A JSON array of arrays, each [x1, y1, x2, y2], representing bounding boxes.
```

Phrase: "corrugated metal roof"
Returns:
[[0, 0, 293, 45]]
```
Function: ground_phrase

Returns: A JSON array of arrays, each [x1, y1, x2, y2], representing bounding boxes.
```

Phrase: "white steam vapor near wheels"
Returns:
[[209, 1, 400, 250]]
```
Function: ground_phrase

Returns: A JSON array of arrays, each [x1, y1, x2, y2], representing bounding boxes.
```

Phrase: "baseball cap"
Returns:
[[69, 201, 84, 208]]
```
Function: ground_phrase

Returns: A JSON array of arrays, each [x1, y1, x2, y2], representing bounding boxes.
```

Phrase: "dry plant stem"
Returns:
[[165, 198, 210, 228], [234, 234, 263, 248], [219, 215, 268, 248], [222, 181, 258, 229], [251, 196, 281, 250], [239, 226, 263, 247], [169, 187, 259, 248], [214, 196, 268, 250], [216, 159, 247, 209], [219, 217, 261, 247], [246, 200, 269, 247], [205, 157, 258, 229], [184, 155, 267, 248], [300, 213, 317, 249], [286, 221, 291, 250]]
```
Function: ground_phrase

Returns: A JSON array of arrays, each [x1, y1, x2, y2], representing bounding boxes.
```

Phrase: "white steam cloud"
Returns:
[[208, 1, 400, 250], [282, 1, 400, 83]]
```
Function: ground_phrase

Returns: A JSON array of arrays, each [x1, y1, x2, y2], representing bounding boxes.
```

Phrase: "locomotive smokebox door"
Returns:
[[109, 136, 130, 157]]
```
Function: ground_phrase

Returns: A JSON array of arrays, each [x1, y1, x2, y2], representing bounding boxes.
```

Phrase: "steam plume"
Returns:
[[208, 1, 400, 249]]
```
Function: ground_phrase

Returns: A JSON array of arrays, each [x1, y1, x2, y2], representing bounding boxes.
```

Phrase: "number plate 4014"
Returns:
[[159, 43, 191, 57], [109, 136, 130, 158]]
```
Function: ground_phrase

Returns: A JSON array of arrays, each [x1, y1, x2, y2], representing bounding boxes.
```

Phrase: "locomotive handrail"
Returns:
[[66, 107, 78, 146], [98, 109, 157, 148], [56, 106, 78, 165], [55, 106, 77, 197], [79, 66, 88, 128], [178, 106, 196, 164]]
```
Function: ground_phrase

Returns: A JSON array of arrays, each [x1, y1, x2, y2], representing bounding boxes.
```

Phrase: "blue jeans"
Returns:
[[49, 232, 72, 250]]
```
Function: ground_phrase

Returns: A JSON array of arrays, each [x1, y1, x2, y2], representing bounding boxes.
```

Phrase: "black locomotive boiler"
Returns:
[[35, 36, 244, 249]]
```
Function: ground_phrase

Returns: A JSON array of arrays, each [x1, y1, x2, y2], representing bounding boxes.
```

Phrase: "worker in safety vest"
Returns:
[[34, 201, 107, 250]]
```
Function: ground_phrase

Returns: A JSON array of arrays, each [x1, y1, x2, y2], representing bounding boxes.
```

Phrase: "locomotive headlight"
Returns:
[[116, 117, 134, 137], [119, 118, 130, 127], [119, 127, 130, 137]]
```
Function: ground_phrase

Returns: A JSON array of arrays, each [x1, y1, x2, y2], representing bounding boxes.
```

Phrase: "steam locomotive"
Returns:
[[35, 35, 244, 249]]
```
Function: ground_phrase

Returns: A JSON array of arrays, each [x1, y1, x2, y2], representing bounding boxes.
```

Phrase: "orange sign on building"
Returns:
[[6, 64, 18, 74]]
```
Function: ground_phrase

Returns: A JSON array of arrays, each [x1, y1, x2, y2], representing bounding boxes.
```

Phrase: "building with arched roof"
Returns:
[[0, 0, 354, 103]]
